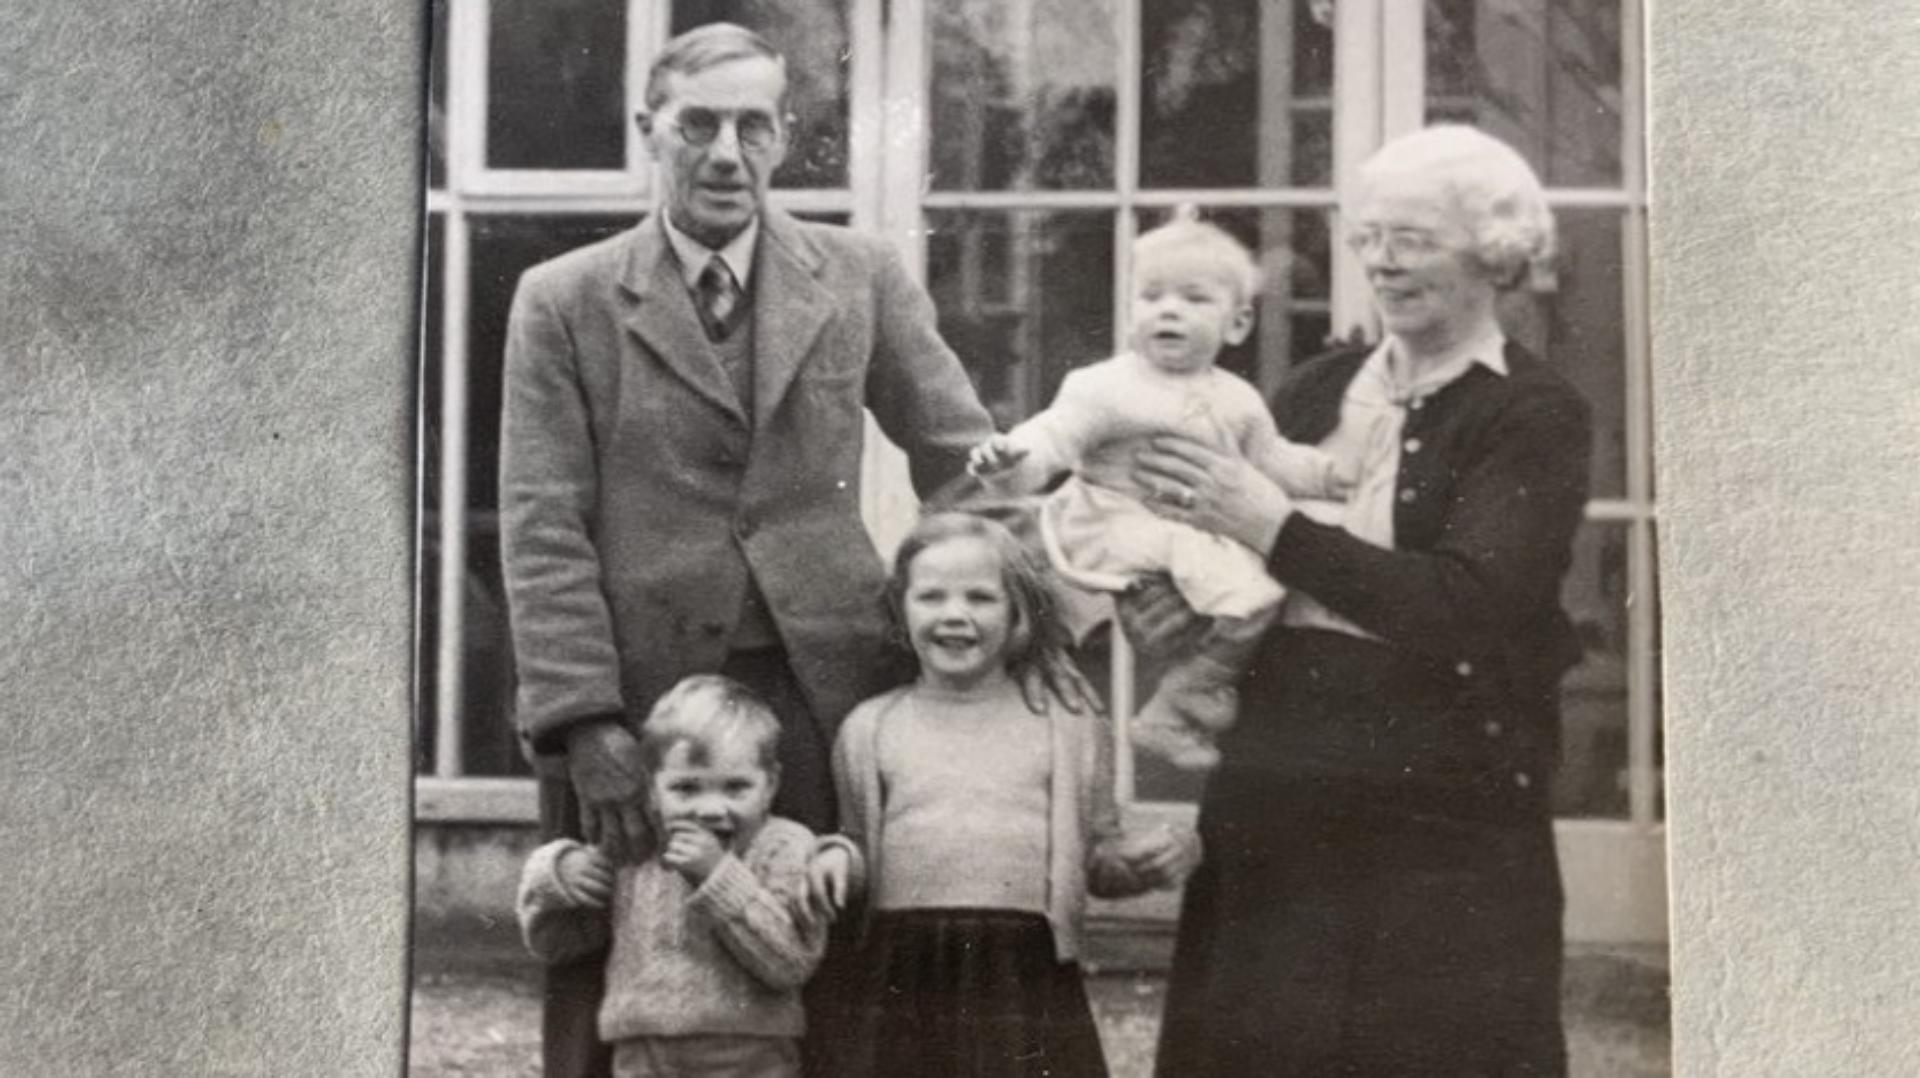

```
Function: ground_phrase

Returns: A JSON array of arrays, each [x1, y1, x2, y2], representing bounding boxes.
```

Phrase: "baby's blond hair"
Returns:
[[1133, 205, 1263, 303]]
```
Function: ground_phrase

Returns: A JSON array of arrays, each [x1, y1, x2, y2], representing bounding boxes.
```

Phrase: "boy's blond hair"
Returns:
[[637, 674, 782, 775]]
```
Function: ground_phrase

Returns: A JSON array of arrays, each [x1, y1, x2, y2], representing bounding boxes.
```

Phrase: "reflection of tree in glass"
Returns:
[[929, 6, 1018, 190], [929, 0, 1115, 190], [1423, 0, 1622, 184], [1140, 0, 1261, 188], [1150, 4, 1255, 116], [1030, 88, 1115, 189], [673, 0, 851, 189], [487, 0, 626, 170]]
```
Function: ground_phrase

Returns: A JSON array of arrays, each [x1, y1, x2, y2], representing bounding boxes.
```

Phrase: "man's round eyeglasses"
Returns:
[[667, 107, 780, 151]]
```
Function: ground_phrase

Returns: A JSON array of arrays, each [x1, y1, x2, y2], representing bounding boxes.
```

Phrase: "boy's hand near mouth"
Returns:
[[661, 820, 729, 884]]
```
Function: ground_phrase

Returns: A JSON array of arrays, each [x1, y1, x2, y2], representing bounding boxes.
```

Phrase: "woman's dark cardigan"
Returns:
[[1153, 339, 1594, 1078], [1237, 338, 1594, 816]]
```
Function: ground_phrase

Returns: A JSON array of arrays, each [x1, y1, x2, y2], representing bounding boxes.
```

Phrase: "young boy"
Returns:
[[517, 675, 833, 1078], [970, 209, 1355, 770]]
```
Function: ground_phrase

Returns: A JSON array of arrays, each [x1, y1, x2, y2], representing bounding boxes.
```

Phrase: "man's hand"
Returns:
[[555, 844, 616, 908], [967, 434, 1028, 477], [564, 719, 649, 864], [660, 822, 728, 885]]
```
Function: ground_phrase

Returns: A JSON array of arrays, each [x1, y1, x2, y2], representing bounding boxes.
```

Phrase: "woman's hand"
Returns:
[[1132, 436, 1294, 554]]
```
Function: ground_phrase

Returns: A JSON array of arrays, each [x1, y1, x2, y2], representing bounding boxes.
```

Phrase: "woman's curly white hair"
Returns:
[[1352, 124, 1556, 290]]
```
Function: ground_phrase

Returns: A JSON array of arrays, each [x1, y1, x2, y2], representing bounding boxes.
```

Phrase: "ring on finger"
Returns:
[[1177, 487, 1196, 509]]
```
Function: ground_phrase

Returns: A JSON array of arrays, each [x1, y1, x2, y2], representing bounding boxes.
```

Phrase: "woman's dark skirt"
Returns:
[[1154, 767, 1567, 1077], [827, 908, 1109, 1078]]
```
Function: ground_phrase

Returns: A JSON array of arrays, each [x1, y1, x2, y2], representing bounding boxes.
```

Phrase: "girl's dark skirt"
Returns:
[[829, 908, 1109, 1078]]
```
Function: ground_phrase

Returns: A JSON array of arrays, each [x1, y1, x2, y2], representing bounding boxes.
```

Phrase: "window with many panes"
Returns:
[[419, 0, 1660, 940]]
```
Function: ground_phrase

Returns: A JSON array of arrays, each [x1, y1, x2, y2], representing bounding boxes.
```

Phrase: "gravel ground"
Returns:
[[409, 948, 1668, 1077]]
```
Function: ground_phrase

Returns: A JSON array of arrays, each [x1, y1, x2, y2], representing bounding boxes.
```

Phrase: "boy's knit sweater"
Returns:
[[516, 817, 825, 1042]]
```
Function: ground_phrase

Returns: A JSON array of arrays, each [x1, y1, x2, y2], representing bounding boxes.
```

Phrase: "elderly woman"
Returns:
[[1136, 126, 1593, 1075]]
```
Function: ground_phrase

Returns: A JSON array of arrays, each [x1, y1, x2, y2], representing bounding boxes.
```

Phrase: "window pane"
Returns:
[[673, 1, 851, 189], [926, 210, 1114, 428], [1135, 206, 1334, 397], [427, 0, 448, 188], [1425, 0, 1624, 187], [486, 0, 627, 171], [449, 214, 641, 775], [1142, 0, 1336, 189], [467, 215, 640, 512], [1556, 521, 1632, 818], [1497, 208, 1626, 499], [928, 0, 1118, 191]]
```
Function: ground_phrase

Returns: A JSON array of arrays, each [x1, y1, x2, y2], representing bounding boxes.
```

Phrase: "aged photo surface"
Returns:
[[8, 0, 1920, 1074], [410, 2, 1669, 1075]]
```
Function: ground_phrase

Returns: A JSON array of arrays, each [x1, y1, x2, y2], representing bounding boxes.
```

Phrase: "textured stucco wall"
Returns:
[[0, 4, 416, 1076], [1648, 2, 1920, 1074], [2, 1, 1918, 1074]]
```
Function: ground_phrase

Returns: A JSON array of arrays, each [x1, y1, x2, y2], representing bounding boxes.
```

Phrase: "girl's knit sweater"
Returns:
[[832, 680, 1170, 961]]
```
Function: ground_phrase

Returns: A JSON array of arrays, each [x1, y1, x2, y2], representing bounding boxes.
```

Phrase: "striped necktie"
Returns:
[[697, 255, 742, 341]]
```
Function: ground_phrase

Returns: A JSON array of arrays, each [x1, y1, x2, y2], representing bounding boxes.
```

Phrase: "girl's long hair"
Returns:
[[883, 510, 1074, 690]]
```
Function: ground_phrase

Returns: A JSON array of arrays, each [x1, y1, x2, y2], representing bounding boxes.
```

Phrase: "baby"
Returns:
[[970, 209, 1353, 770], [516, 675, 832, 1078]]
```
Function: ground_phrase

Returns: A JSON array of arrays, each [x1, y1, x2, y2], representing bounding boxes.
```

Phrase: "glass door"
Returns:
[[864, 0, 1660, 941]]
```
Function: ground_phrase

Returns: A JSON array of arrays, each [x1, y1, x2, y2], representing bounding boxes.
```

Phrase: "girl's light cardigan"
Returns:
[[830, 683, 1168, 962]]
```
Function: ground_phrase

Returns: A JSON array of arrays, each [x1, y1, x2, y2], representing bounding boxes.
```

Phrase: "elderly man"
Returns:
[[499, 23, 993, 1077]]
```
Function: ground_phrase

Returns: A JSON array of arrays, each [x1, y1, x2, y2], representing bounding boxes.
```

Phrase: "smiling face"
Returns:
[[648, 734, 777, 854], [642, 55, 788, 249], [1346, 172, 1500, 355], [1128, 251, 1254, 375], [902, 535, 1017, 694]]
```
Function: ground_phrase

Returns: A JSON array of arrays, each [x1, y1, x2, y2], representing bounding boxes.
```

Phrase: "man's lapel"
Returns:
[[750, 210, 833, 430], [617, 217, 748, 426]]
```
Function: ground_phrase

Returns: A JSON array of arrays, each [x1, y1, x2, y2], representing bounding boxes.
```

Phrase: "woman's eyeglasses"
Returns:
[[1343, 226, 1446, 262], [665, 107, 780, 151]]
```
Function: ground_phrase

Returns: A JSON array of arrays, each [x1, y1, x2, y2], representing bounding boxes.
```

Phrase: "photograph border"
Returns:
[[1, 0, 1916, 1074]]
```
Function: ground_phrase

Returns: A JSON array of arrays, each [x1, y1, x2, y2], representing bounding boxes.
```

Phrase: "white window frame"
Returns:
[[418, 0, 1663, 944]]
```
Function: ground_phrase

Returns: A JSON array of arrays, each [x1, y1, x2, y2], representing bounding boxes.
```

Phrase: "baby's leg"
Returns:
[[1129, 605, 1276, 772]]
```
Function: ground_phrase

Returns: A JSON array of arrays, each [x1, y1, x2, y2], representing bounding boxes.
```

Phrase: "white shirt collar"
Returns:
[[1360, 325, 1509, 405], [660, 212, 760, 292]]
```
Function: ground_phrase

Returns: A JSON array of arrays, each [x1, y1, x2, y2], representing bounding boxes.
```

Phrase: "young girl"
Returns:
[[809, 512, 1200, 1077]]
